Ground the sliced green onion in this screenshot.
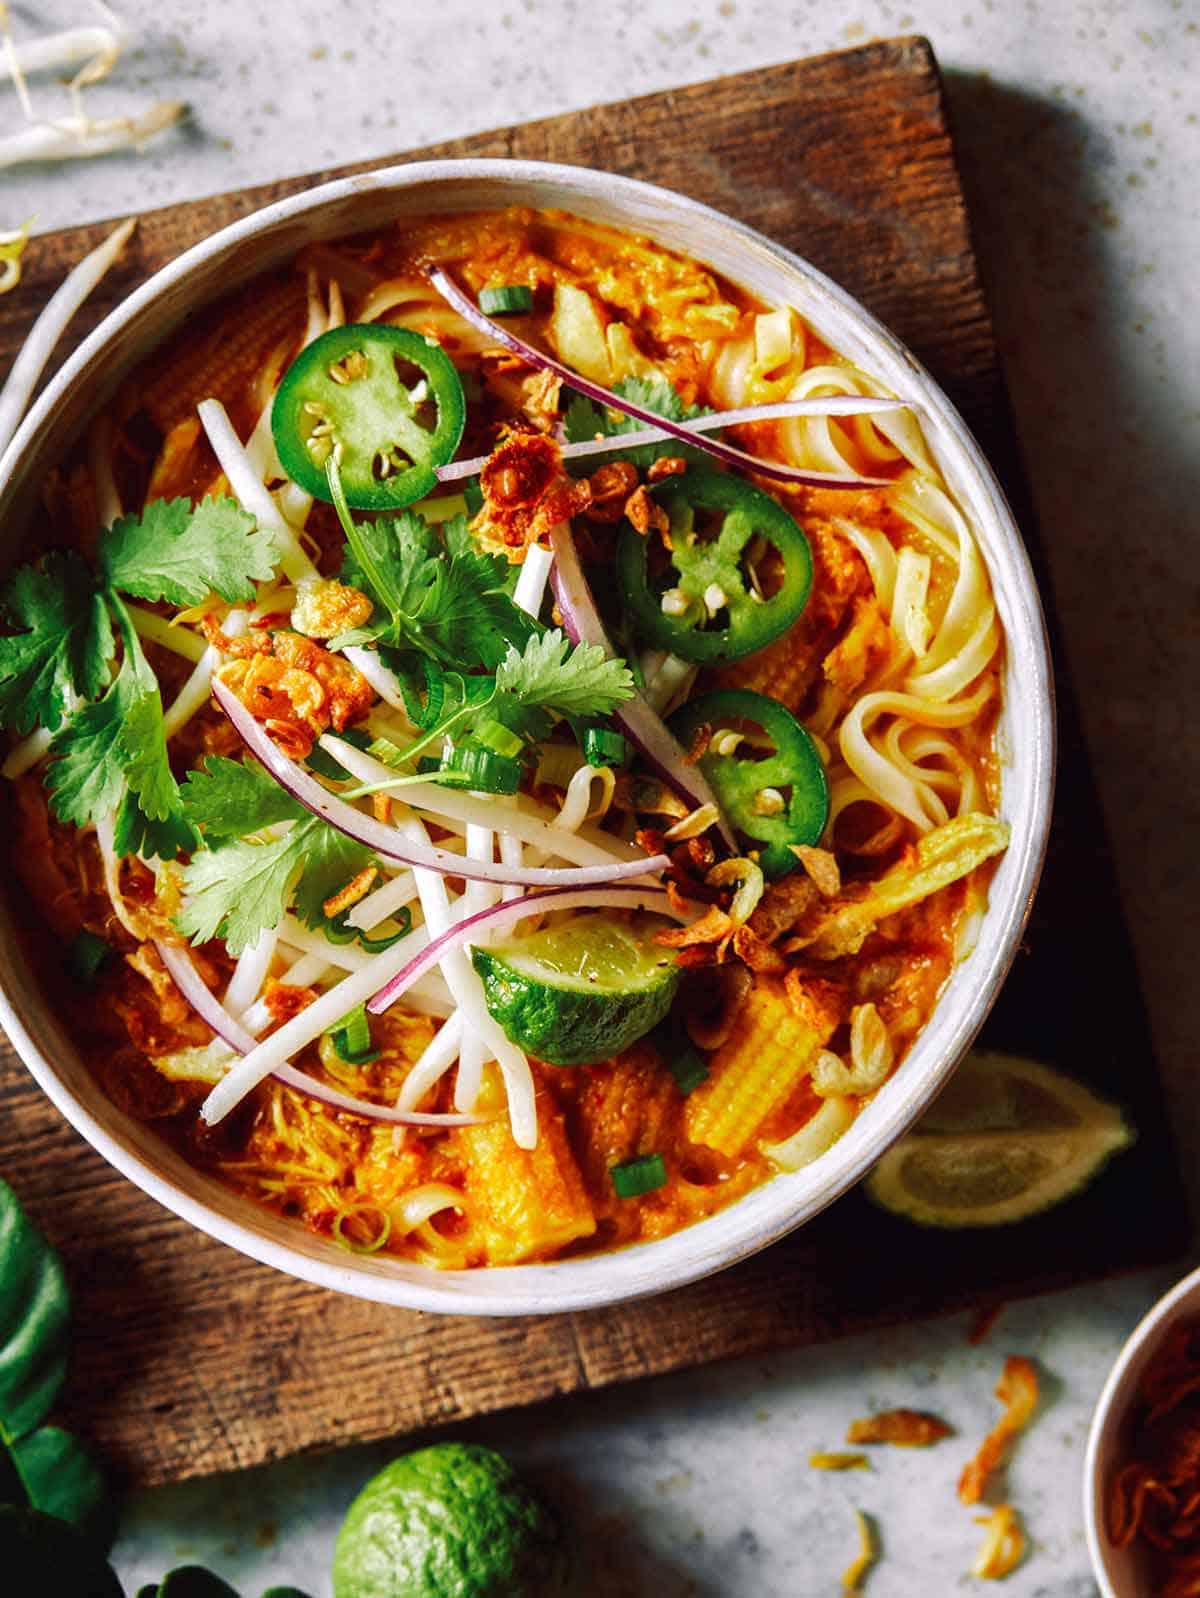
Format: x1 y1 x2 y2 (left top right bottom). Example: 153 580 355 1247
358 909 413 952
667 1044 709 1096
332 1206 392 1254
653 1019 709 1095
306 726 372 778
417 755 442 775
366 735 410 769
327 1002 380 1065
67 930 111 985
472 716 525 759
582 726 629 769
611 1152 667 1199
321 910 361 945
479 284 534 315
440 743 522 794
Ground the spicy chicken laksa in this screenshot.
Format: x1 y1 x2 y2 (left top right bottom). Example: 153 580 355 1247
2 208 1008 1268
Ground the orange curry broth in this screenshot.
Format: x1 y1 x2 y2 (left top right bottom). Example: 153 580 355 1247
10 207 1003 1268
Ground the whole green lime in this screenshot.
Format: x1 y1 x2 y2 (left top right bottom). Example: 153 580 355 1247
331 1442 574 1598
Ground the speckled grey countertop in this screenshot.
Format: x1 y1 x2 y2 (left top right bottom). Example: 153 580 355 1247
7 1 1200 1593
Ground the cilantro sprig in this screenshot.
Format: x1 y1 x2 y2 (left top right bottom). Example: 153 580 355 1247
0 497 280 856
378 629 634 765
177 757 374 954
563 374 712 470
328 450 536 669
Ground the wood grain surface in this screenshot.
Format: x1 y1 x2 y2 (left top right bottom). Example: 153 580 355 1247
0 36 1186 1490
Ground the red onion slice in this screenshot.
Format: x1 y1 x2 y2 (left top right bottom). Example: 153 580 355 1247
154 939 487 1127
367 883 685 1016
436 397 907 485
547 524 738 852
428 267 890 490
211 678 669 889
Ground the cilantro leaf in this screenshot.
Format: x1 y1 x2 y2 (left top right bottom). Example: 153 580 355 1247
177 832 307 954
113 788 198 861
563 375 711 470
337 509 537 668
290 827 375 928
492 629 634 719
181 756 307 841
44 652 141 826
178 815 375 954
0 552 115 734
46 600 191 853
98 496 280 606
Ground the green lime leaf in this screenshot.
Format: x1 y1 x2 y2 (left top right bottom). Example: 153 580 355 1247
0 1506 122 1598
0 1177 68 1440
8 1425 111 1542
151 1569 242 1597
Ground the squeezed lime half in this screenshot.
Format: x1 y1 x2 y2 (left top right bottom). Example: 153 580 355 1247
472 913 679 1065
866 1050 1133 1227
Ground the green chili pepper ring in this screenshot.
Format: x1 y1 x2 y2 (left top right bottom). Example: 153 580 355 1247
670 688 829 877
616 466 813 664
272 323 466 510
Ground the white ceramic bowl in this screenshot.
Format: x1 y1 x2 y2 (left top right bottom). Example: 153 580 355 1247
0 160 1054 1314
1085 1265 1200 1596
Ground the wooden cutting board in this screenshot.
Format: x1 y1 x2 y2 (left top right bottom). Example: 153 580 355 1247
0 36 1187 1490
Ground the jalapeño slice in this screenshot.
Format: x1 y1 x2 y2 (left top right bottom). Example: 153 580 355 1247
272 324 466 510
617 465 812 664
669 688 828 877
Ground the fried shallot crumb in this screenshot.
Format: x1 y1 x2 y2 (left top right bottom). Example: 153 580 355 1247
846 1408 953 1448
959 1356 1040 1504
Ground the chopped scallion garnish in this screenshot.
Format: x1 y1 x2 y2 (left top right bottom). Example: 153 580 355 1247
611 1152 667 1199
327 1003 380 1065
478 284 534 316
582 726 629 769
439 743 522 795
358 909 412 953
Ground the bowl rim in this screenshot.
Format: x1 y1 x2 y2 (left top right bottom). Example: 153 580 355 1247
0 156 1055 1314
1083 1262 1200 1597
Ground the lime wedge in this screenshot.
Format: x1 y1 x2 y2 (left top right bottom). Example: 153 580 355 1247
865 1051 1134 1227
471 913 679 1066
